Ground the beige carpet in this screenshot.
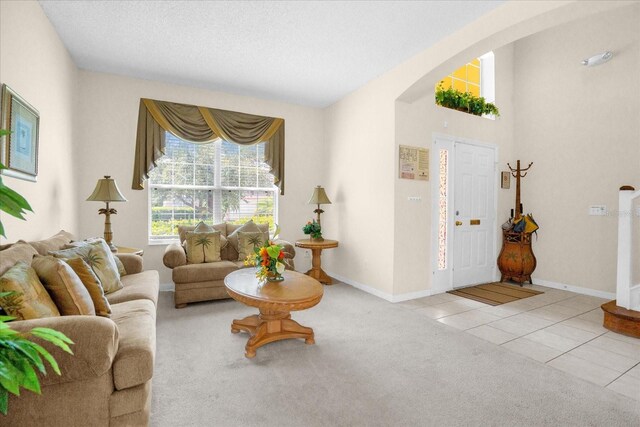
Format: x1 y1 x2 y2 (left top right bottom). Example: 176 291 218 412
448 282 543 305
151 284 639 426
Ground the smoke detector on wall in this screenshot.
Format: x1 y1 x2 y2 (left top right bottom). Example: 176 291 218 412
581 51 613 67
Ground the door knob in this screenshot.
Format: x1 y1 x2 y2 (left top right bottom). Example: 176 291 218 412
455 221 463 226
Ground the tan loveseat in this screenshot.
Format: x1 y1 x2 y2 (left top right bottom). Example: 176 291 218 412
0 232 159 426
163 222 295 308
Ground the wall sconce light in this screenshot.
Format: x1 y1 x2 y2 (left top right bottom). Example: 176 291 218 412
581 51 613 67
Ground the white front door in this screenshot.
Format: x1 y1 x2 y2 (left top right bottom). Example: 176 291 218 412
453 142 496 288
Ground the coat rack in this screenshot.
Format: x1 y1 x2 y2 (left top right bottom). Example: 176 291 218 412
508 160 533 220
498 160 536 285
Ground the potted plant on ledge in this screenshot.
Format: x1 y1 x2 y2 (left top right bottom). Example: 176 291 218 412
435 84 500 117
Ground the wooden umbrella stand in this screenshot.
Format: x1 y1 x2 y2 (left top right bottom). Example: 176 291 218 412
497 160 537 285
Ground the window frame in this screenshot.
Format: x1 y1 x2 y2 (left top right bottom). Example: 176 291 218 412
147 135 278 245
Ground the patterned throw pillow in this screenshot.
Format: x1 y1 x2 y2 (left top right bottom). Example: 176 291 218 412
31 256 96 316
50 239 123 294
185 231 221 264
193 221 228 251
237 231 269 261
227 220 269 260
114 256 127 277
64 257 111 317
0 262 60 320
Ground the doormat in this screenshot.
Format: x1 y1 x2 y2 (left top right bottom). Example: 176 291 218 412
447 282 543 306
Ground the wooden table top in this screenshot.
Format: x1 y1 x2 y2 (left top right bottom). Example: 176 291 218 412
224 269 323 311
115 246 144 255
295 239 339 249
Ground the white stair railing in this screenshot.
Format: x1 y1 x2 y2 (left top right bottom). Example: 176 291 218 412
616 185 640 310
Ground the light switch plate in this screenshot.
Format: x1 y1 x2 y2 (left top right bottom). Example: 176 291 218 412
589 205 607 216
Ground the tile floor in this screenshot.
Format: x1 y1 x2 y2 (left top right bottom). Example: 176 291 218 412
399 285 640 402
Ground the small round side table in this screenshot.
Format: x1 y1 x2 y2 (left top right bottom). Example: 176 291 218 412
115 246 144 256
295 239 338 285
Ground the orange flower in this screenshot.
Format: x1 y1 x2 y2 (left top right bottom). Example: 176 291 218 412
278 250 284 260
259 247 268 257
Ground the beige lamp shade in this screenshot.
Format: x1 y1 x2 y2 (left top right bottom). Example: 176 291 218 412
86 176 127 202
308 185 331 205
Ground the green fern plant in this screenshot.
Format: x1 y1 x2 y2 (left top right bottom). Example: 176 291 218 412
0 294 74 415
435 84 500 117
0 129 33 238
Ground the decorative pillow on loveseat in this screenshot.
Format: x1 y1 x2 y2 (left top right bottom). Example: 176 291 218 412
185 231 222 264
237 230 269 261
31 255 96 316
227 220 270 261
0 261 61 320
50 238 123 294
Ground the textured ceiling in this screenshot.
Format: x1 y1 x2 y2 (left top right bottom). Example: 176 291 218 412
39 1 503 107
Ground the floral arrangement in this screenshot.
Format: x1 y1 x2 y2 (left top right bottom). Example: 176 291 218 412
244 225 286 281
302 220 322 239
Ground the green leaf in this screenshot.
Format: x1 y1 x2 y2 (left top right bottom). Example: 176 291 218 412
30 330 74 354
0 184 33 214
15 357 40 394
5 340 44 373
0 354 21 395
0 387 8 415
31 342 60 375
0 315 16 322
31 327 74 345
266 245 281 259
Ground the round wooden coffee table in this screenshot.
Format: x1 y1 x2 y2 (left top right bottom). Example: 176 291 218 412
224 269 324 358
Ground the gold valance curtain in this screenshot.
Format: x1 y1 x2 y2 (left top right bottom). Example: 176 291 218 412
132 98 285 194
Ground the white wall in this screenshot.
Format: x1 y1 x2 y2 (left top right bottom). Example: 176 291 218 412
393 44 516 296
75 71 325 285
322 1 624 299
0 0 78 242
512 4 640 294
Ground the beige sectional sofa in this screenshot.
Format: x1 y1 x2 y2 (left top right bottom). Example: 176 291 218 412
163 222 295 308
0 232 159 426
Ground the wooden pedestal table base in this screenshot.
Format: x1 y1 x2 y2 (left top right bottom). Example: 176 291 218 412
295 239 339 285
225 269 323 358
231 310 315 358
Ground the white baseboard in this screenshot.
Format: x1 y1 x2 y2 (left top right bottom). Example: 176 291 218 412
159 282 174 292
534 279 615 300
326 271 431 303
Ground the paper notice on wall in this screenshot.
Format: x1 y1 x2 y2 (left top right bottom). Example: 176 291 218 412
399 145 429 181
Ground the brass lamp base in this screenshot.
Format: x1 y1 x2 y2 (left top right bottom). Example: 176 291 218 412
99 202 118 252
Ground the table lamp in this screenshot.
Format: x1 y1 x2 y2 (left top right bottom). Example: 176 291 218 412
307 185 331 227
86 175 127 252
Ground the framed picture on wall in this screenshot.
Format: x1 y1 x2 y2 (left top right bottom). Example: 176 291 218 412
501 171 510 189
0 84 40 182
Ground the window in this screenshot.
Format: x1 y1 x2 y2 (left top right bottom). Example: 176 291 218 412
436 51 495 103
148 132 277 241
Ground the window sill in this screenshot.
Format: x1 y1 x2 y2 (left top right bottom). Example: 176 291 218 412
148 239 179 246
